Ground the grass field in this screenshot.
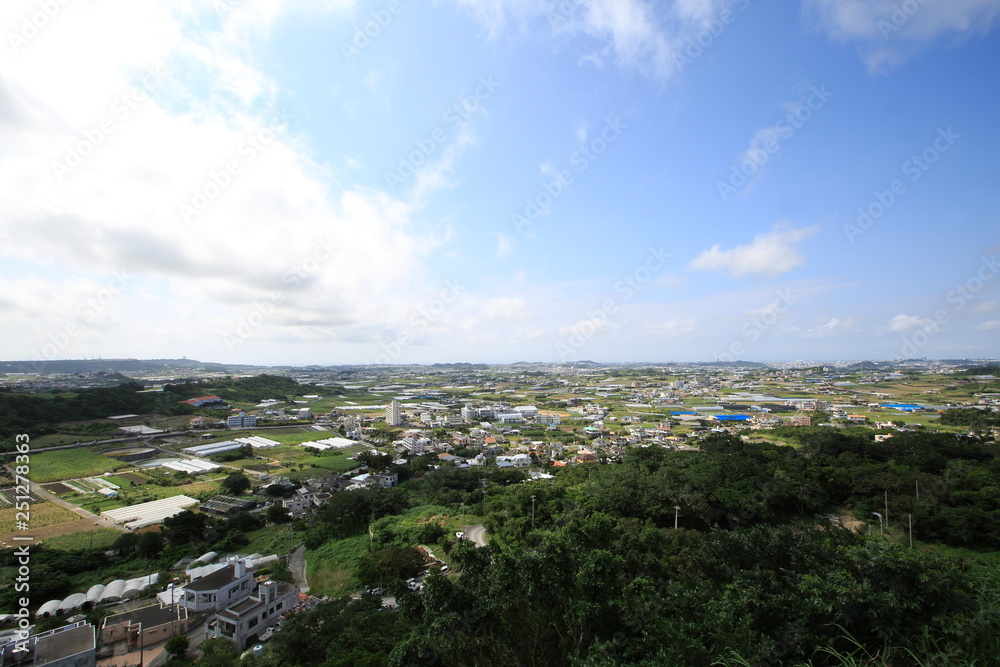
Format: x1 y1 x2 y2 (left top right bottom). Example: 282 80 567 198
29 448 127 483
40 526 120 551
0 502 80 532
30 434 108 448
243 524 294 556
306 534 367 597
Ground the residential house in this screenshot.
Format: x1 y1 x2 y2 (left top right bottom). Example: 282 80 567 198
178 560 255 613
204 580 299 651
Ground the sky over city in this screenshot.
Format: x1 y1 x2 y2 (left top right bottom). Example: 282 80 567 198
1 0 999 365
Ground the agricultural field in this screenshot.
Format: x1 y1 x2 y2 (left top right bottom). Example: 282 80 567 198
39 526 120 551
29 433 109 448
57 478 222 514
29 447 128 483
0 501 80 532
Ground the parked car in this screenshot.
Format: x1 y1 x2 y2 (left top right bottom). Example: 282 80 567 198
259 627 275 642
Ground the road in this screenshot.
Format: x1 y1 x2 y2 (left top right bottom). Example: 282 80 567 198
465 523 487 547
288 544 309 593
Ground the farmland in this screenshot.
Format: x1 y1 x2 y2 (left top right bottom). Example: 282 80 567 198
0 501 80 532
29 448 128 483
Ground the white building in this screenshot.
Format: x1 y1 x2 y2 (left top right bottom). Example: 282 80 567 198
514 406 538 418
536 413 561 425
510 453 532 468
297 407 312 420
227 412 258 428
177 561 256 613
386 400 402 426
496 412 525 424
204 580 299 651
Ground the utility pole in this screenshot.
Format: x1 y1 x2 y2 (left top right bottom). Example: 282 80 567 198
884 490 889 534
915 480 919 501
909 514 913 549
674 506 680 530
531 495 536 528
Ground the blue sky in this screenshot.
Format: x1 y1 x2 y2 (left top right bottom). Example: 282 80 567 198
1 0 999 365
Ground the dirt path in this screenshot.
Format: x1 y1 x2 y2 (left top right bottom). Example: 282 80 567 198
289 544 309 593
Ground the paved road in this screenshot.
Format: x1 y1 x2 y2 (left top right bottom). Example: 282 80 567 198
466 524 487 547
289 544 309 593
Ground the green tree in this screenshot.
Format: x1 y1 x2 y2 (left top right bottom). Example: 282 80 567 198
221 472 252 496
165 634 189 660
137 531 165 559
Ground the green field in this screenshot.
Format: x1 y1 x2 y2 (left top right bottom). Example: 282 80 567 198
40 526 121 551
29 448 128 483
306 534 368 596
29 434 108 448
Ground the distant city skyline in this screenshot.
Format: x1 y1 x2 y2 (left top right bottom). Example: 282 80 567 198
2 1 999 365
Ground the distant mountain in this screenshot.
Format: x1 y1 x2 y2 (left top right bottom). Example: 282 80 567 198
0 358 243 374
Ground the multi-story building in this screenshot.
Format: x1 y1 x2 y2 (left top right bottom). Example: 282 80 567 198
386 400 402 426
177 560 256 613
227 412 258 428
204 580 299 651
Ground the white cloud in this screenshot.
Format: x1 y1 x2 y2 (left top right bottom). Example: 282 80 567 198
455 0 742 81
644 317 697 337
806 0 1000 72
0 0 466 363
688 224 818 277
496 233 513 258
978 320 1000 331
889 314 923 331
484 297 527 320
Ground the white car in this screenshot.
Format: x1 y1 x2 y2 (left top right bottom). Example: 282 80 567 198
455 531 466 540
259 627 275 642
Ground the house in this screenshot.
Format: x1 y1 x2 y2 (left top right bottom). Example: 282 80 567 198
370 471 399 488
177 560 256 613
788 415 812 427
510 453 532 468
101 601 189 649
204 580 299 650
576 449 597 463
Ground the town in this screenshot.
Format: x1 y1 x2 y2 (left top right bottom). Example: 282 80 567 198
1 358 999 664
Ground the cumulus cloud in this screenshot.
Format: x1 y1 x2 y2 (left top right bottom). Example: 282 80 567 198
806 0 1000 72
0 0 458 363
889 314 923 331
688 224 818 277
